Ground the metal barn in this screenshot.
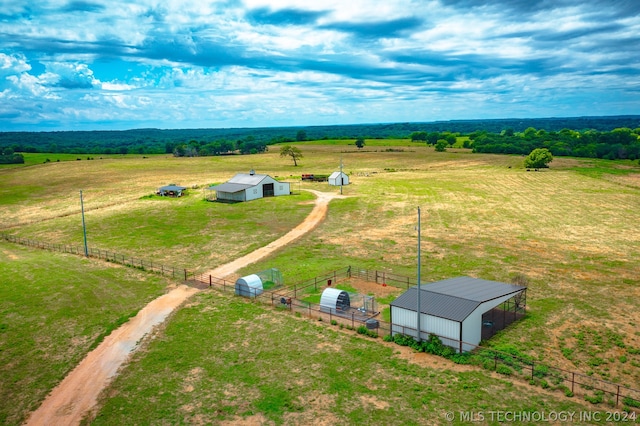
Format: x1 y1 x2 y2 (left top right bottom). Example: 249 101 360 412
319 288 351 313
390 276 527 352
235 274 264 298
206 170 290 202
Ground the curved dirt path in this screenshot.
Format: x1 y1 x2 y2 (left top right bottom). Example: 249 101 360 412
25 189 343 425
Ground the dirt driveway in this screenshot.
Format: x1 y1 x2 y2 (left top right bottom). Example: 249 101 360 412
25 189 345 425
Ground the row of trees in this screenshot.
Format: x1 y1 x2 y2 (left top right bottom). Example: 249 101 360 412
0 147 24 164
470 127 640 160
167 136 268 157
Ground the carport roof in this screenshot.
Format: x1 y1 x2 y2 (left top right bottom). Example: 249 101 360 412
391 276 526 322
159 185 187 191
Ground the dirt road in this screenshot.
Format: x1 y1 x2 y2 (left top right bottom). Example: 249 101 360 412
25 189 343 425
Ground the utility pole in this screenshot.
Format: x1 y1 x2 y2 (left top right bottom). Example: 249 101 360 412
339 156 344 195
416 206 422 342
80 190 88 257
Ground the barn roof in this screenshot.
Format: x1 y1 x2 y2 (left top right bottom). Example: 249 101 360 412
228 173 269 185
329 171 347 178
210 182 253 193
208 172 275 193
391 276 526 322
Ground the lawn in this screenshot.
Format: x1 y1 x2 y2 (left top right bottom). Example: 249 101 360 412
0 241 171 425
91 290 595 425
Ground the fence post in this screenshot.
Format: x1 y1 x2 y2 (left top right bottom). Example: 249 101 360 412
352 312 355 329
531 361 535 380
571 372 575 394
184 269 187 281
209 275 212 287
616 385 620 407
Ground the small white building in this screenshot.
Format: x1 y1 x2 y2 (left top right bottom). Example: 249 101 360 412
328 171 349 186
390 277 527 352
207 170 290 202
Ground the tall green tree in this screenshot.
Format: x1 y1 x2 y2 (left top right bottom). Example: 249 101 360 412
280 145 303 166
435 139 448 152
524 148 553 169
355 137 365 149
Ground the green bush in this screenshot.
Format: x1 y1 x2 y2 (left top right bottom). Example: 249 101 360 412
584 390 604 404
623 396 640 408
496 365 513 376
533 364 549 378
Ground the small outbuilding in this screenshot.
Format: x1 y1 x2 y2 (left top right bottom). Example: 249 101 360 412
319 288 351 313
235 274 263 298
328 171 349 186
207 170 290 202
390 276 526 352
158 184 187 197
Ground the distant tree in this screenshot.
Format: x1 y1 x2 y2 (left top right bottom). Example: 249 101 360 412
296 130 307 141
426 132 439 145
355 137 365 149
445 134 457 146
410 131 427 142
435 139 448 152
173 144 186 157
524 148 553 169
280 145 303 166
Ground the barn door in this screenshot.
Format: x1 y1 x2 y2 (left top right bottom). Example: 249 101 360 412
263 183 275 196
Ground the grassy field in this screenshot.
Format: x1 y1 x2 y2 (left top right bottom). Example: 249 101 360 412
90 290 595 425
0 241 171 424
1 142 640 422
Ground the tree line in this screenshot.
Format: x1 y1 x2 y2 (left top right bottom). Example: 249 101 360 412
469 127 640 160
0 116 638 160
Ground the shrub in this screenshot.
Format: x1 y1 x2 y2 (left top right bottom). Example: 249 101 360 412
533 364 549 378
330 319 338 326
584 390 604 404
623 396 640 408
496 365 513 376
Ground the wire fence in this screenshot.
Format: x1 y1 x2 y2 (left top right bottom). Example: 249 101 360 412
1 233 195 280
3 232 639 410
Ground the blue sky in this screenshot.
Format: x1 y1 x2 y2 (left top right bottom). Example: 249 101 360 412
1 0 639 131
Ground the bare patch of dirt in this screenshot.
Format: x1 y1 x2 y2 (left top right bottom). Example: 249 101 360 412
345 277 405 298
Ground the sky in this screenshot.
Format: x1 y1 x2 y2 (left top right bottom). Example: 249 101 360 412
0 1 639 131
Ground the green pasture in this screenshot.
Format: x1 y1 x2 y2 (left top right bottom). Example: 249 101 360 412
1 142 640 420
0 241 171 425
90 291 593 425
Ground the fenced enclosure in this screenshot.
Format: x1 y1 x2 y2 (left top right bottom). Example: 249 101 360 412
2 232 639 410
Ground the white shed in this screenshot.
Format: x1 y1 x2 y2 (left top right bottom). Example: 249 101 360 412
390 277 526 352
207 170 290 202
235 274 263 298
328 171 349 186
319 288 351 313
